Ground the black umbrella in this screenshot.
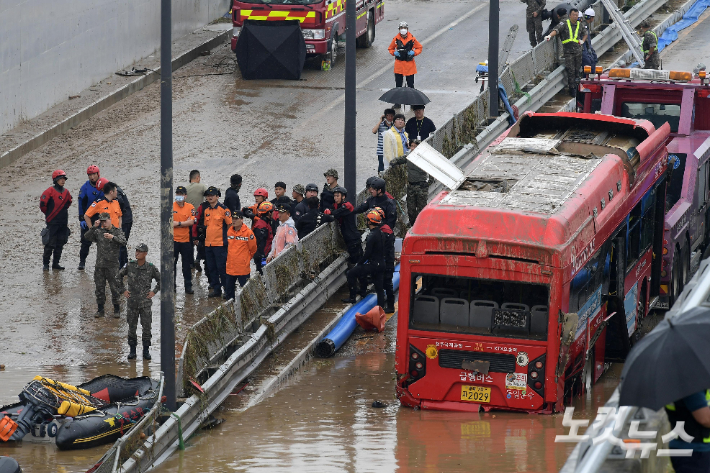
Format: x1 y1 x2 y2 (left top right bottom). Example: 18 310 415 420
235 20 306 80
619 306 710 409
379 87 430 106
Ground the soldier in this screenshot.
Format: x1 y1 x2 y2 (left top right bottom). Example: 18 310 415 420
40 170 73 271
342 209 386 306
546 8 588 97
291 184 305 223
390 139 428 225
523 0 546 47
639 21 660 70
77 165 104 270
118 243 160 360
85 213 126 318
320 170 339 212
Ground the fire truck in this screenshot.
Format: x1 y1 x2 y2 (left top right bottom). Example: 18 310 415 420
578 67 710 309
395 112 670 413
230 0 384 67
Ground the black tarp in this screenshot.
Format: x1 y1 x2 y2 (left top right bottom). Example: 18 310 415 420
235 20 307 80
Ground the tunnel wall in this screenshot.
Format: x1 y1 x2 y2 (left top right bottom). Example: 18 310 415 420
0 0 230 133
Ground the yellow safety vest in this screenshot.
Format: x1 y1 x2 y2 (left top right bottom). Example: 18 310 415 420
642 31 658 53
666 390 710 443
562 19 581 44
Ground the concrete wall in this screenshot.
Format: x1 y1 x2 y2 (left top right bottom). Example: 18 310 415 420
0 0 229 133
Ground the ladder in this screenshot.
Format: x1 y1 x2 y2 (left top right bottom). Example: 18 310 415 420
599 0 645 65
498 25 519 74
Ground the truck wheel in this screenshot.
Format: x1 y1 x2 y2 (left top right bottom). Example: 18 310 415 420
356 11 375 48
328 33 339 67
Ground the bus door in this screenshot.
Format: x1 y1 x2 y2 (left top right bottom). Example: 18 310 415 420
604 234 632 362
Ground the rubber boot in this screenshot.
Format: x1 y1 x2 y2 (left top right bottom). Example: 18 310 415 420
95 304 105 318
341 289 357 304
185 284 194 294
194 261 202 272
43 247 52 271
143 345 151 360
384 296 396 314
51 247 64 270
127 344 137 360
569 87 577 98
78 259 86 271
113 304 121 318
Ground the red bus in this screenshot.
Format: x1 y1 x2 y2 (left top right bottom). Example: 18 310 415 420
395 112 671 413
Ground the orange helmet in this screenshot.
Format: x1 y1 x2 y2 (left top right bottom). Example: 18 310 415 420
257 201 274 215
373 207 385 221
366 208 383 225
254 188 269 198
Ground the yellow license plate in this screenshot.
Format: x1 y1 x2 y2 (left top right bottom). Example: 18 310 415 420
460 385 491 403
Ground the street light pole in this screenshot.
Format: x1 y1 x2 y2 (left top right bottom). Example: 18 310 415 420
160 0 176 411
488 0 499 118
344 0 357 203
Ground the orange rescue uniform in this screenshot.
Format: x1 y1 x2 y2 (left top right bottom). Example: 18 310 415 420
226 225 257 276
85 198 122 227
388 33 422 76
173 202 196 243
203 203 232 247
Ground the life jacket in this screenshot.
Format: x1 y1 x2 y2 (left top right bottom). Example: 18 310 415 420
395 38 415 61
642 31 658 53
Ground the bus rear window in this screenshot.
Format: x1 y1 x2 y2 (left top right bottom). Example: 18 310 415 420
620 102 681 133
410 274 549 340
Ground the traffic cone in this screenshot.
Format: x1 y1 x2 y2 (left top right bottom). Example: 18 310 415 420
355 306 386 332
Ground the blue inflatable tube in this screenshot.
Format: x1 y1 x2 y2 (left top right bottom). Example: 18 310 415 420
315 266 400 357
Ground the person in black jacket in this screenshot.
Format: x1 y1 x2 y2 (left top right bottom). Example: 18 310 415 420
323 186 361 265
224 174 242 214
354 178 397 230
320 169 339 212
294 183 318 223
116 185 133 268
342 208 386 307
252 202 274 275
380 216 396 314
296 197 324 239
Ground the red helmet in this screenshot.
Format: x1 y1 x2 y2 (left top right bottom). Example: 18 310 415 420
52 170 67 181
86 165 100 176
254 187 269 198
257 201 274 215
96 177 109 191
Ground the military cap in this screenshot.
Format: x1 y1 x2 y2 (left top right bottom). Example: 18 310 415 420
277 204 291 214
135 243 149 252
324 169 339 179
293 184 305 196
98 212 111 221
204 186 221 196
176 185 187 194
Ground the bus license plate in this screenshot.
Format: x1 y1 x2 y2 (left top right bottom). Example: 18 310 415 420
460 385 491 403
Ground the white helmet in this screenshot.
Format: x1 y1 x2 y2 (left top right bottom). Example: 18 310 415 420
399 21 409 29
584 8 595 17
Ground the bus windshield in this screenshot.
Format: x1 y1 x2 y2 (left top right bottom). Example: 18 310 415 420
409 274 550 340
620 102 681 133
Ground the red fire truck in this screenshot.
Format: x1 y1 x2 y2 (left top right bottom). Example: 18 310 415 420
395 112 670 413
578 67 710 309
230 0 384 67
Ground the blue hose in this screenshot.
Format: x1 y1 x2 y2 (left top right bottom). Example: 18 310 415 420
315 266 400 357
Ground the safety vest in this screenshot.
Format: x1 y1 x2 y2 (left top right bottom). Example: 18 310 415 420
642 31 658 53
562 19 581 44
665 390 710 444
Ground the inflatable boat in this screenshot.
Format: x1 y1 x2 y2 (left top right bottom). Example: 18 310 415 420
0 374 162 450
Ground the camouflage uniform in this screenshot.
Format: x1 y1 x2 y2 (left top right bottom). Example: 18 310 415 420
84 223 126 307
390 154 429 224
118 259 160 347
554 19 588 91
524 0 546 47
642 30 660 70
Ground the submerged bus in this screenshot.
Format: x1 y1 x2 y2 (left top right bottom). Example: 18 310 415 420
395 112 671 413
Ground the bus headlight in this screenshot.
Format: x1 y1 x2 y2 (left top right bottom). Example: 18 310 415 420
302 28 325 40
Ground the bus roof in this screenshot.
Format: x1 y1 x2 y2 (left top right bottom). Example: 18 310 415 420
407 113 669 263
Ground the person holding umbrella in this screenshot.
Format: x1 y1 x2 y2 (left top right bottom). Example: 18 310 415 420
388 21 422 108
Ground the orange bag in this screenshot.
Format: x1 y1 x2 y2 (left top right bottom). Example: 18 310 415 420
355 306 386 332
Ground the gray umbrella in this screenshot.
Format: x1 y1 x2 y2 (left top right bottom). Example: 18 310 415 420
378 87 430 106
619 306 710 409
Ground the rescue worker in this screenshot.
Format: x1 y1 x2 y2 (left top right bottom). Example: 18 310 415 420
388 21 423 107
405 105 436 142
639 21 660 70
581 8 598 72
354 178 398 230
323 186 362 265
118 243 160 361
383 114 409 165
296 197 324 239
224 174 242 214
173 186 196 294
267 204 298 262
85 213 126 318
523 0 546 47
225 210 257 301
342 209 386 306
201 186 232 298
321 170 339 212
116 185 133 268
291 184 305 223
373 109 395 173
77 165 104 270
366 176 395 200
186 170 207 271
40 170 73 271
84 181 123 229
253 201 274 275
193 193 214 288
390 139 428 225
295 184 317 223
664 389 710 471
545 7 588 97
379 208 397 314
242 188 269 228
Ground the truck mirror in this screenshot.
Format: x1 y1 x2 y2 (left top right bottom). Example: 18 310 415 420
560 312 579 346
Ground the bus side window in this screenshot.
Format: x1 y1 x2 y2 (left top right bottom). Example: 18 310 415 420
696 161 709 208
640 187 657 252
626 202 642 271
